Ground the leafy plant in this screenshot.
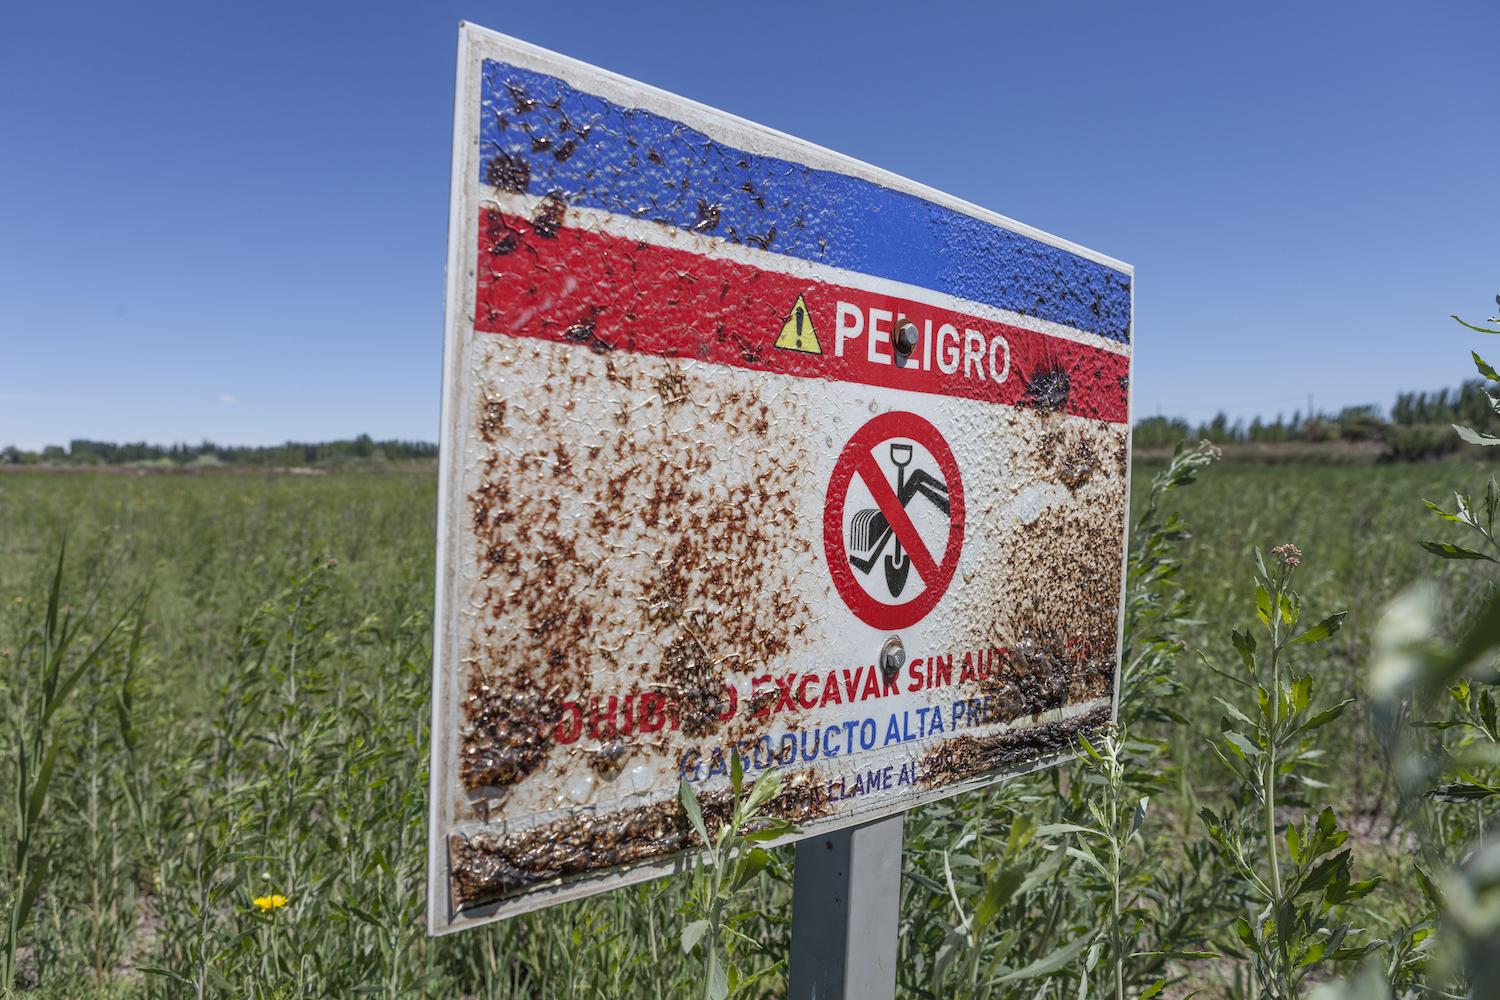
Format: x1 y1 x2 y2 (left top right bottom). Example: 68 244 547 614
1362 325 1500 998
894 441 1230 1000
2 544 138 996
1199 543 1380 997
1041 726 1202 1000
678 749 797 1000
1120 439 1221 727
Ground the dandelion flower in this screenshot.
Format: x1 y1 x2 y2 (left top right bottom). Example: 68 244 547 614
253 894 288 913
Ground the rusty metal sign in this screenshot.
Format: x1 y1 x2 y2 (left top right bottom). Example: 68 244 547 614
428 22 1133 934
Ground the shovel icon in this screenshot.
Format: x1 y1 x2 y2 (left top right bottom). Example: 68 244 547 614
847 443 949 599
883 444 913 597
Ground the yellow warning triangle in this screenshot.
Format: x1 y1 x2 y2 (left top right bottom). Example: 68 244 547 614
774 295 822 354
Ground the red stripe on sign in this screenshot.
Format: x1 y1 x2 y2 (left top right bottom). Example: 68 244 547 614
475 210 1128 423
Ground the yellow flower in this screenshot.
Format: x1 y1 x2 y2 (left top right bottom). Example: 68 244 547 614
252 894 288 913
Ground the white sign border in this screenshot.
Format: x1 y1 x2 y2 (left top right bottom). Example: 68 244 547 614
428 21 1135 936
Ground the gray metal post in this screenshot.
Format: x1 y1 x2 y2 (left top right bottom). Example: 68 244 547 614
787 815 903 1000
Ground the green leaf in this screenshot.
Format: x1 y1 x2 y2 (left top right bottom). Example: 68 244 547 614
338 902 386 929
730 748 743 796
1314 806 1339 847
731 960 785 997
1420 539 1497 561
1231 628 1258 670
1004 813 1035 861
15 855 49 933
1256 585 1272 626
1454 424 1500 446
1213 697 1257 730
729 847 771 892
681 919 710 954
26 740 61 828
1286 673 1314 719
1338 874 1383 903
973 864 1026 931
1423 498 1473 524
1287 611 1348 645
995 930 1098 982
44 539 65 650
1222 730 1265 759
1415 864 1445 907
1475 350 1500 381
708 951 729 1000
137 966 196 987
1066 844 1111 879
1236 916 1258 950
1454 315 1500 335
679 779 710 848
1280 590 1301 626
1131 796 1149 835
207 965 236 993
1425 778 1499 802
1301 850 1352 896
744 766 784 813
1015 842 1067 895
43 610 129 728
1139 977 1168 1000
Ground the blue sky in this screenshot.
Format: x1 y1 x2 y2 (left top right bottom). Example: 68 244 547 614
2 1 1497 449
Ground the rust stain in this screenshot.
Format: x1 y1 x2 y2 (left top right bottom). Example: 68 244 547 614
937 413 1125 714
485 150 530 194
562 321 614 355
919 705 1112 788
1022 364 1072 411
449 310 1126 893
450 770 830 910
1056 438 1096 492
459 339 817 811
531 192 566 238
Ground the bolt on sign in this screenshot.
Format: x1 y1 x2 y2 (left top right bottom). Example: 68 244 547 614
429 22 1134 934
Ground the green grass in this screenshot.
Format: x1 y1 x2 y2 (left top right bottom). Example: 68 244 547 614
1 467 436 711
1 458 1496 998
1135 462 1498 796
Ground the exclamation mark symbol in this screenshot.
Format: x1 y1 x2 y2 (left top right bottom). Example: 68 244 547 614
795 305 805 350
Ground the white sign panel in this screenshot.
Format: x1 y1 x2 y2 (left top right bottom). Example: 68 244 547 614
429 22 1134 933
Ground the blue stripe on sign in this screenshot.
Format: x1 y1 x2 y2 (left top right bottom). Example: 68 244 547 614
479 61 1131 344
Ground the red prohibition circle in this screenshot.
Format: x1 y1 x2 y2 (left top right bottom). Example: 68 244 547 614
824 411 966 630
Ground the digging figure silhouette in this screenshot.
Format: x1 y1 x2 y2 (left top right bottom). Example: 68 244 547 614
847 443 950 598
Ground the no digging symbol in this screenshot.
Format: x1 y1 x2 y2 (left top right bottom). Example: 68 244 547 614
824 412 966 630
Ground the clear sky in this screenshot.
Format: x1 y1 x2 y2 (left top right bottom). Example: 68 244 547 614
3 1 1497 449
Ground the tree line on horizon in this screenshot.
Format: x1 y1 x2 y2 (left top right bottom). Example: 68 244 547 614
1134 378 1500 460
0 434 438 467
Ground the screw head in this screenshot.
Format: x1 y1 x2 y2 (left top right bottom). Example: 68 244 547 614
895 321 919 358
880 636 906 679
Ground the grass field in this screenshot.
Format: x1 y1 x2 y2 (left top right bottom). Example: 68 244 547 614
2 456 1497 998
